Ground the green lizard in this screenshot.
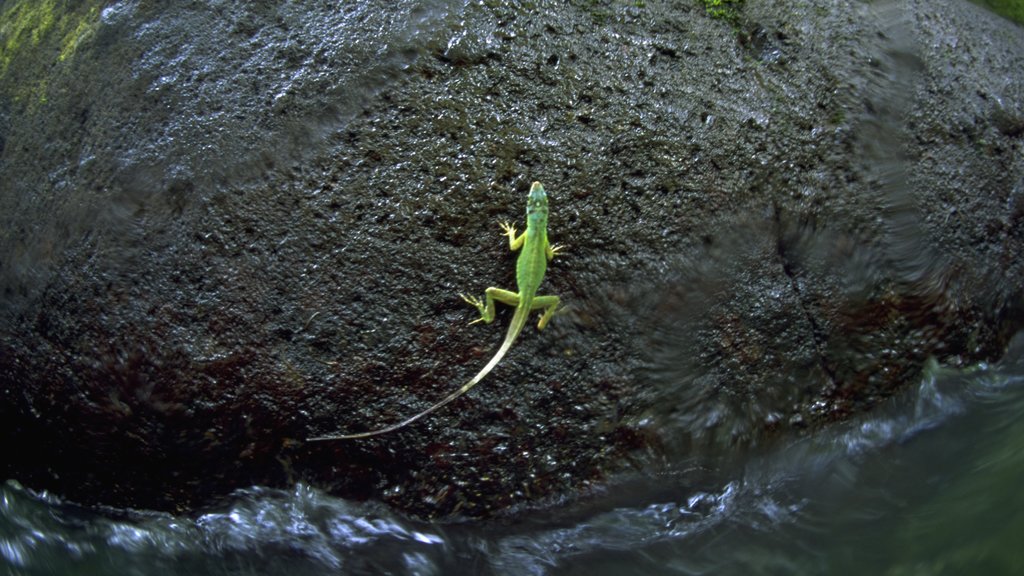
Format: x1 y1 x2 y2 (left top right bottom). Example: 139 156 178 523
309 181 562 440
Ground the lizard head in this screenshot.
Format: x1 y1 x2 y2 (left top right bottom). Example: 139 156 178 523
526 181 549 225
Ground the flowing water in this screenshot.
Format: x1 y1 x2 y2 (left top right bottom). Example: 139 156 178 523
3 332 1023 575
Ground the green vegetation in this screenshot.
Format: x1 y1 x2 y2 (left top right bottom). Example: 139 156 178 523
971 0 1024 25
0 0 102 104
698 0 744 24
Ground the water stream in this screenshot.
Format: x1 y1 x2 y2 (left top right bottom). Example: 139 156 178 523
4 332 1022 575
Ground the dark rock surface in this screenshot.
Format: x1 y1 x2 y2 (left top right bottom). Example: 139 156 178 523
1 0 1021 519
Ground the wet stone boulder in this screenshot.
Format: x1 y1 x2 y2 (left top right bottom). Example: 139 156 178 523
1 0 1022 518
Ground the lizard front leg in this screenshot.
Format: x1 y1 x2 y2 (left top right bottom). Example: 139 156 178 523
546 242 565 261
500 221 525 252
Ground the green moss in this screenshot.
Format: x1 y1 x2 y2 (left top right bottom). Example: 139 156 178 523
697 0 744 25
0 0 102 104
59 7 99 62
971 0 1024 25
1 0 54 76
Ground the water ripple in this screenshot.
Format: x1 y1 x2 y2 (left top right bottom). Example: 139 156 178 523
1 340 1022 575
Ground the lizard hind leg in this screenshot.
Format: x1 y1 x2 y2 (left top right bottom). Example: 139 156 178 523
459 293 492 324
530 294 561 330
460 287 519 324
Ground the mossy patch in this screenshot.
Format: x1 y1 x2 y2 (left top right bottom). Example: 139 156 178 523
971 0 1024 25
0 0 103 104
697 0 744 25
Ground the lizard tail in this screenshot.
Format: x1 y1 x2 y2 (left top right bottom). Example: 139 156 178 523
307 306 529 441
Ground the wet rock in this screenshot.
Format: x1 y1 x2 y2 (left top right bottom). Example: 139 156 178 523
1 0 1022 518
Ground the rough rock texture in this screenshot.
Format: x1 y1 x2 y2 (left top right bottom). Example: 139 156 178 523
1 0 1022 518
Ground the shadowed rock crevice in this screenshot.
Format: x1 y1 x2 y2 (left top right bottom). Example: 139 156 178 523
771 202 841 395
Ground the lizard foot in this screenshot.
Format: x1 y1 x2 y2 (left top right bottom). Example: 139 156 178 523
499 221 517 238
460 293 491 325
